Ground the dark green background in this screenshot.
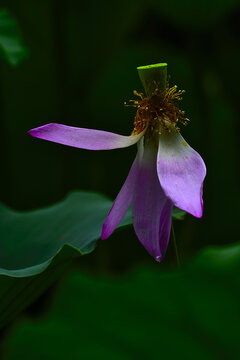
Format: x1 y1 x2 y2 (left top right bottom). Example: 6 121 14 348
0 1 240 357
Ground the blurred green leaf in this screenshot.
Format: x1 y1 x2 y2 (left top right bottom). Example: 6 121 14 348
0 191 132 277
4 242 240 359
0 191 131 328
172 207 186 220
0 10 28 66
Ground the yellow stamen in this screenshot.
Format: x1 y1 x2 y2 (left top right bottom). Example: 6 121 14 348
125 81 189 135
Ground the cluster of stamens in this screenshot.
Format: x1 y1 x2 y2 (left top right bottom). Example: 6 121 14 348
125 81 189 135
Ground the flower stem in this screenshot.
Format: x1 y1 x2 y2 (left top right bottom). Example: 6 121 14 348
137 63 168 95
171 222 181 268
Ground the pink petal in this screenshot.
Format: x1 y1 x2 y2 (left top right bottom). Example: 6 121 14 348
132 144 173 261
29 123 145 150
157 131 206 218
101 140 144 239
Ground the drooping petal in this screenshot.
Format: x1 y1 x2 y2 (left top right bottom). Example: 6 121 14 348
132 144 173 261
101 139 144 239
29 123 145 150
157 131 206 218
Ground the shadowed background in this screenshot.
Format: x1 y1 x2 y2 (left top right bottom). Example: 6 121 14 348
0 1 240 356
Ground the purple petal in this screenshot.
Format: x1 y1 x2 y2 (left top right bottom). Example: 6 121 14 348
101 140 144 239
29 123 145 150
132 144 173 261
157 131 206 218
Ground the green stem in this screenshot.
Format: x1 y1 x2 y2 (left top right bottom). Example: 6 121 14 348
137 63 168 95
171 223 181 268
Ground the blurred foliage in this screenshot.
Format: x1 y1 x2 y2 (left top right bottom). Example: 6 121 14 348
3 241 240 359
0 191 130 329
0 191 130 275
172 207 186 220
0 10 28 66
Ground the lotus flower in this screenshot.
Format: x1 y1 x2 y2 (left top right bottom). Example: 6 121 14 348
29 82 206 262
